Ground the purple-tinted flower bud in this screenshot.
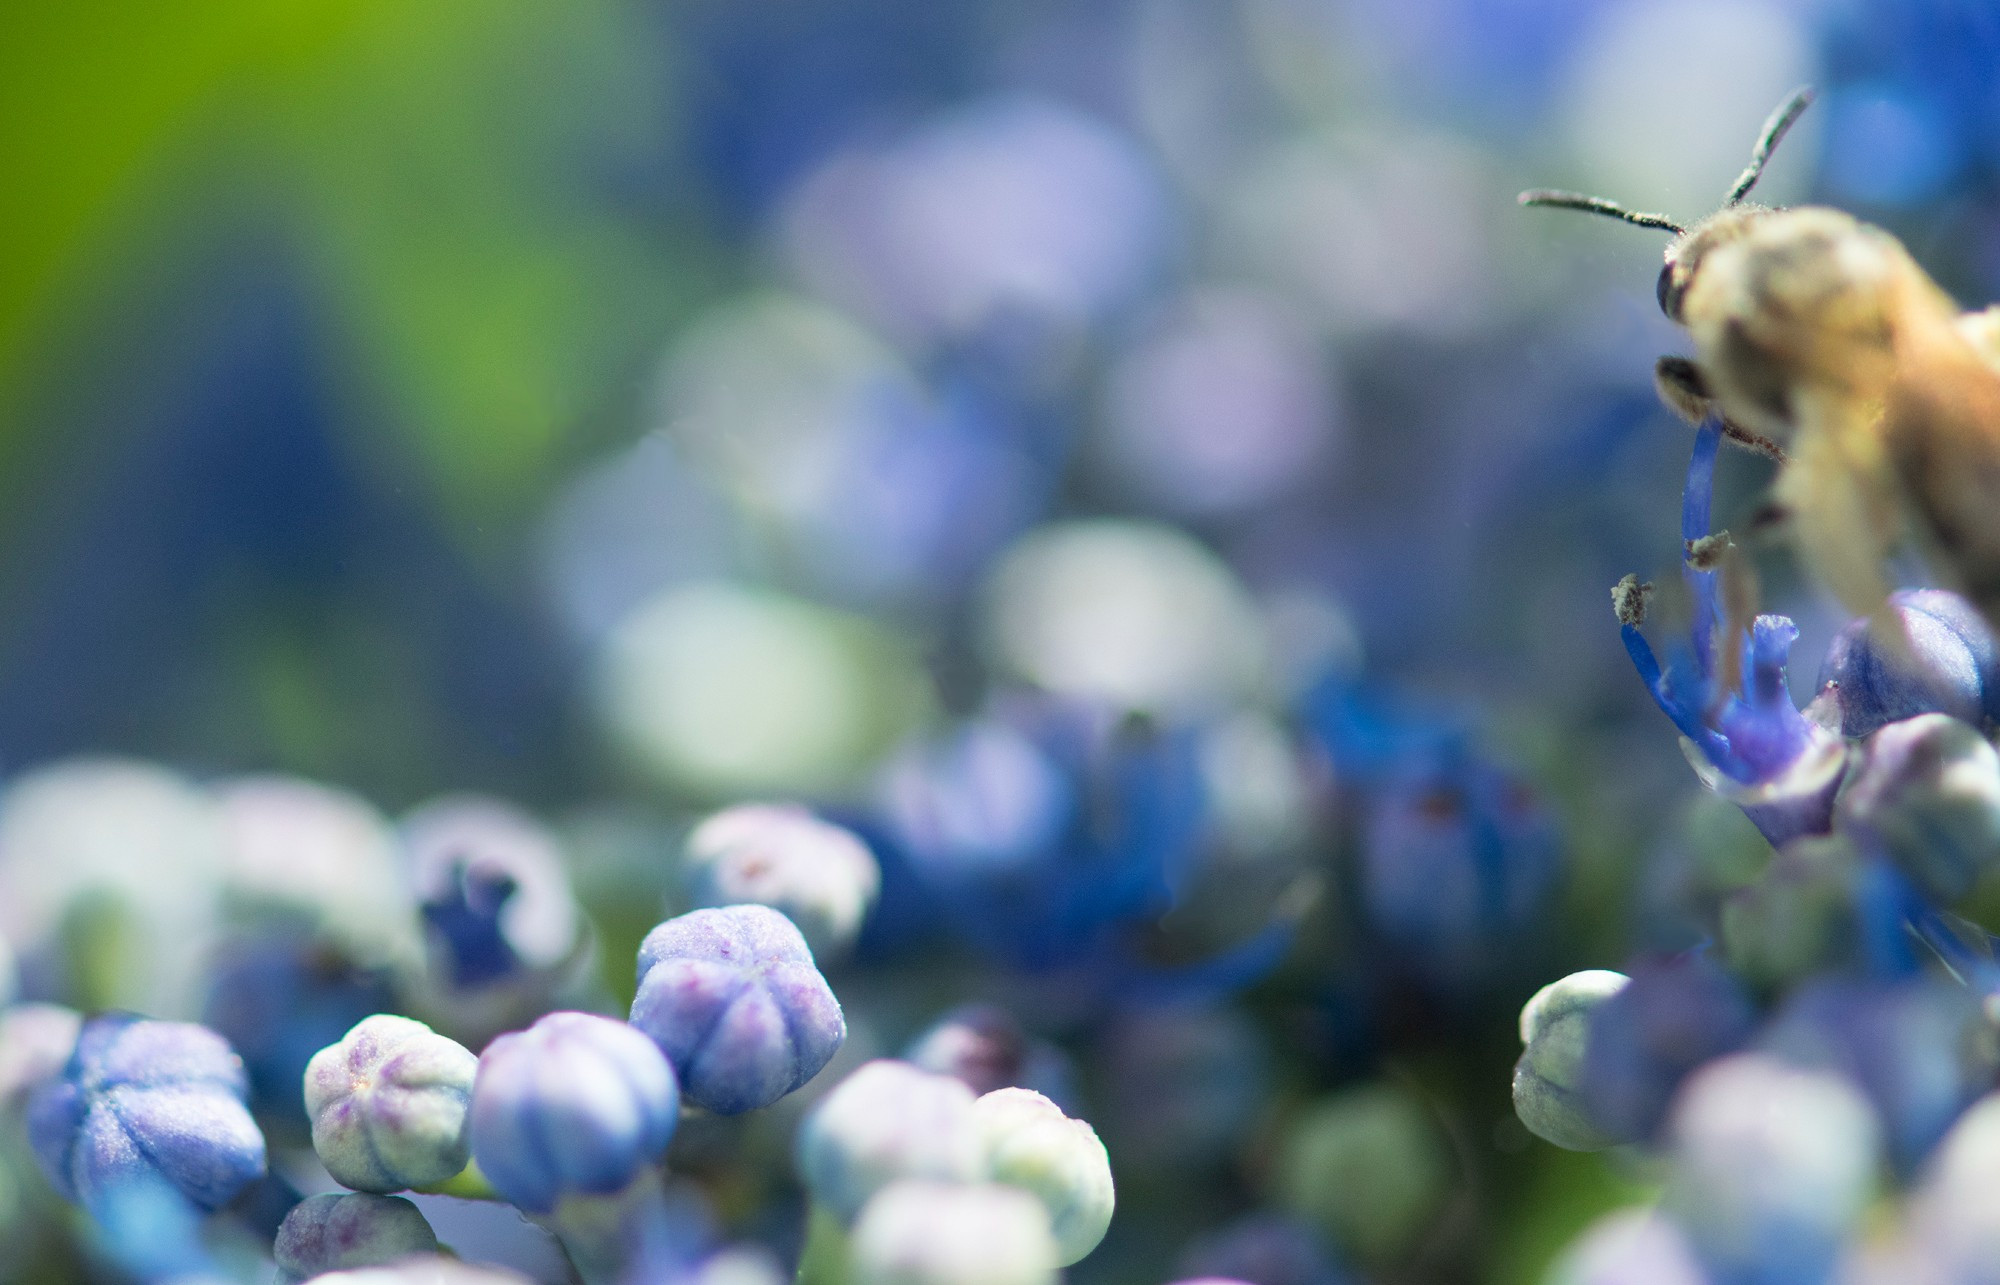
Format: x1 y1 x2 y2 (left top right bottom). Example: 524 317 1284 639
275 1192 439 1282
306 1015 478 1194
311 1258 534 1285
1513 970 1630 1151
973 1087 1114 1265
26 1014 265 1213
904 1004 1074 1105
469 1012 679 1214
680 804 880 958
1814 589 1999 738
1578 954 1756 1144
630 904 844 1115
848 1180 1060 1285
795 1060 984 1223
1835 713 2000 904
1759 977 1996 1175
1663 1055 1879 1285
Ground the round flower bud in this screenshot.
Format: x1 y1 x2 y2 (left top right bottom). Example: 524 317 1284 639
630 905 845 1115
469 1012 679 1214
972 1088 1113 1266
849 1181 1059 1285
682 804 880 958
1903 1092 2000 1278
796 1060 984 1223
905 1004 1074 1104
1664 1054 1879 1285
27 1014 265 1213
403 796 584 988
275 1192 439 1282
1835 713 2000 904
1718 835 1868 991
306 1015 478 1194
1814 589 1998 738
1512 969 1629 1151
1275 1083 1449 1263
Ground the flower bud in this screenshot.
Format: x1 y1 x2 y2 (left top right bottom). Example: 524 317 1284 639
1275 1083 1449 1263
1835 713 2000 904
796 1060 984 1223
905 1004 1074 1104
681 804 880 958
1718 835 1868 991
306 1015 478 1194
310 1258 534 1285
1814 589 1998 738
26 1014 265 1213
630 904 844 1115
469 1012 679 1214
849 1181 1059 1285
403 796 584 989
1512 969 1629 1151
275 1192 439 1282
972 1087 1114 1265
1902 1092 2000 1278
1664 1054 1879 1285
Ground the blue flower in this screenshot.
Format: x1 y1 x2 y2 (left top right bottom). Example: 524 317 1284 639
1813 590 1999 738
201 934 399 1119
305 1015 479 1194
403 796 585 992
871 698 1208 971
1618 421 1847 847
26 1014 266 1215
629 904 845 1115
468 1012 679 1214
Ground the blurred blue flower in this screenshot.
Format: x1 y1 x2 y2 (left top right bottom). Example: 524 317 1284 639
1812 589 1999 738
404 797 584 991
1174 1212 1352 1285
1618 422 1845 847
306 1015 479 1195
469 1012 680 1214
871 698 1208 973
201 935 399 1120
630 904 845 1115
27 1014 266 1215
1578 953 1757 1146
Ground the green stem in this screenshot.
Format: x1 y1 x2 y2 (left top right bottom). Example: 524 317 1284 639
794 1202 850 1285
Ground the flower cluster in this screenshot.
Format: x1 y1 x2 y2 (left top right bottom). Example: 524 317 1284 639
1517 419 2000 1282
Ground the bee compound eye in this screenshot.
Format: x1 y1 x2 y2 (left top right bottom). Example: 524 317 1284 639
1655 263 1678 319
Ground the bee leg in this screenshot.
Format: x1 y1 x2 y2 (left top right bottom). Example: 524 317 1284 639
1654 356 1713 422
1654 356 1788 463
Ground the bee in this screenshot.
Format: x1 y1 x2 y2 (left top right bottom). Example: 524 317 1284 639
1522 88 2000 634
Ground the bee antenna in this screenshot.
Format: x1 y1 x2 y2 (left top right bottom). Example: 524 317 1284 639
1518 189 1685 235
1725 86 1815 205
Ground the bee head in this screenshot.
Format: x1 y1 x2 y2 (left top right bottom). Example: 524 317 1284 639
1519 87 1815 325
